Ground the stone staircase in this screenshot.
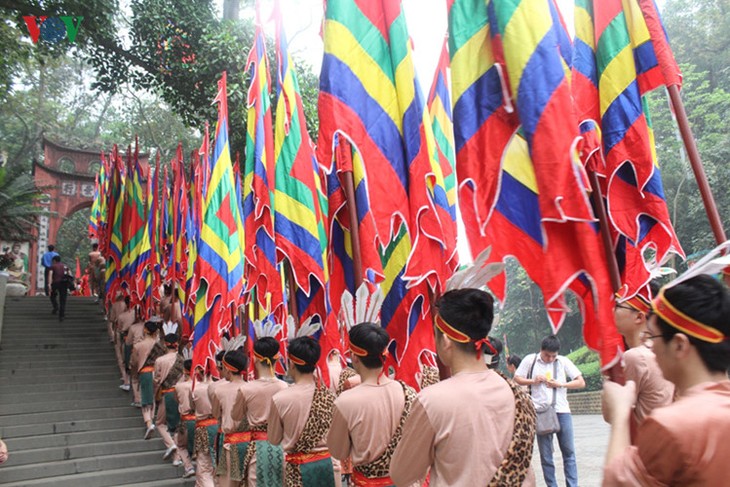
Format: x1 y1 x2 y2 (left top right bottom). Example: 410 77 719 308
0 296 193 486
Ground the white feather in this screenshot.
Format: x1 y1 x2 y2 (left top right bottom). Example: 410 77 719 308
225 335 247 352
296 316 321 338
355 284 369 323
253 319 264 339
181 346 192 361
220 337 229 353
667 240 730 288
445 246 504 291
340 290 355 331
286 315 297 341
365 286 384 324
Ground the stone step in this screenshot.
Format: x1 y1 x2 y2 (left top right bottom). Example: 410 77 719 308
0 414 142 439
6 437 166 467
122 478 196 487
0 371 119 386
6 426 149 451
0 378 125 395
0 385 127 404
0 405 137 427
0 456 183 485
0 396 131 415
0 340 112 350
0 365 118 379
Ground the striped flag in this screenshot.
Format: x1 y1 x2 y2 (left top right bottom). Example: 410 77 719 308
243 22 282 315
192 72 246 371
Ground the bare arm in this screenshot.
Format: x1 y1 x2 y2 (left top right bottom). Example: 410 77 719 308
602 380 636 466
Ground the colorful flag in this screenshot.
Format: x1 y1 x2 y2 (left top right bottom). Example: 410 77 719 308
243 22 282 315
192 72 246 371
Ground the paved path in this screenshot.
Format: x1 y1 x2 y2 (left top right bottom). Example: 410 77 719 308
533 414 609 487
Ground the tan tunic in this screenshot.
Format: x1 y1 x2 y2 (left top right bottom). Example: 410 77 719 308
175 377 194 415
129 336 156 375
125 321 145 346
234 378 288 428
116 309 135 335
214 380 247 434
109 300 126 324
268 382 325 452
192 379 214 420
390 369 533 487
207 379 227 421
153 351 177 393
604 381 730 486
328 379 405 465
623 347 674 426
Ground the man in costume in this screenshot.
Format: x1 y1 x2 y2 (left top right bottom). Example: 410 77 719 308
153 322 185 463
114 296 135 392
125 310 148 407
390 288 536 486
192 362 220 487
129 320 164 438
603 257 730 485
174 349 196 479
268 334 339 487
514 335 584 487
233 322 288 485
613 283 674 443
87 242 102 301
328 322 416 487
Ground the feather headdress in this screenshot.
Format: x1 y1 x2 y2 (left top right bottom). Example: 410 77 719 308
444 247 504 292
221 334 247 353
181 345 193 361
162 321 178 336
253 317 283 339
339 283 384 332
286 315 321 341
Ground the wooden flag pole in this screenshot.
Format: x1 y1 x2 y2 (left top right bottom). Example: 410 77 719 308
667 85 727 245
341 170 364 287
588 171 622 293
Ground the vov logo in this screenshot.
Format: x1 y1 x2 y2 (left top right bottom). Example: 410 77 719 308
23 16 83 44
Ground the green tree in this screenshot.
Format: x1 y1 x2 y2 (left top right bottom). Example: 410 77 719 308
0 166 47 241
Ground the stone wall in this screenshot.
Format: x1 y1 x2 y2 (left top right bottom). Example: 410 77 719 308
567 391 602 415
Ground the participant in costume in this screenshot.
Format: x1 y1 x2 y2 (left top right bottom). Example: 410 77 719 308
153 322 185 463
125 311 148 407
129 320 165 439
114 296 135 392
613 282 674 443
212 337 250 486
328 310 417 487
390 251 536 486
232 319 288 486
192 361 220 487
603 243 730 486
268 321 340 487
174 346 196 479
208 345 230 468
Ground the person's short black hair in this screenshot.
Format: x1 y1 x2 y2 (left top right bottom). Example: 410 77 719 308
52 255 61 262
254 336 280 362
124 296 131 306
349 322 390 369
507 354 522 369
541 335 561 353
288 336 320 374
436 288 494 356
215 350 226 365
655 275 730 373
144 321 159 334
183 359 192 371
164 333 179 346
48 245 55 251
223 349 249 374
487 336 503 369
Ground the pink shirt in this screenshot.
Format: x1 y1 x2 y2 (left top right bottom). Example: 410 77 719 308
328 379 405 465
623 347 674 428
390 369 535 487
153 351 177 393
175 378 194 415
268 382 325 452
235 378 288 428
604 381 730 486
192 379 214 420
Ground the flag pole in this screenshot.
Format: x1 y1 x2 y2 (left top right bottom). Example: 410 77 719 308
341 170 363 287
588 171 622 292
667 85 727 245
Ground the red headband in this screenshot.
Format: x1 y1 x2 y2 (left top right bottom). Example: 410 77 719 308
435 314 496 359
653 288 728 343
617 293 651 314
288 353 308 366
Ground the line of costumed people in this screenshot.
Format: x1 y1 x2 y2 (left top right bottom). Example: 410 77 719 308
104 255 537 486
89 0 730 484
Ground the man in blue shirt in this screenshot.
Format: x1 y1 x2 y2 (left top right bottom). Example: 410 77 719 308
41 245 59 295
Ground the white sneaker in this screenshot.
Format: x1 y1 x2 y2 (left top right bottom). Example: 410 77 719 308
183 468 196 478
172 459 183 467
163 445 177 460
119 384 131 391
144 424 156 440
